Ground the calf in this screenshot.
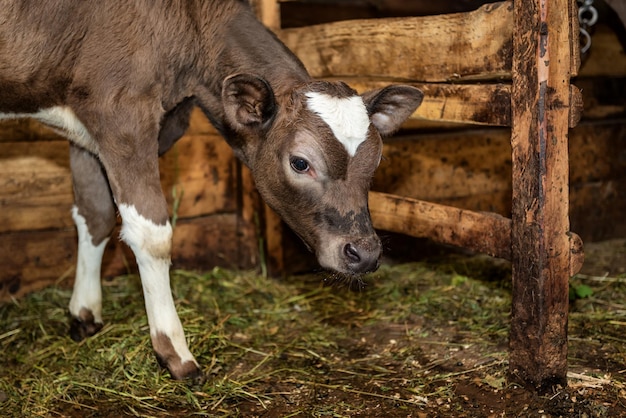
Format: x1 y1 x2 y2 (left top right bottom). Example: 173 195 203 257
0 0 423 380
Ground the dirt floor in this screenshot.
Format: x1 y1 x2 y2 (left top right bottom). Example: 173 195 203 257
1 239 625 417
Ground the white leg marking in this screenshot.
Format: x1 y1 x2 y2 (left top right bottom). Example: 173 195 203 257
69 207 108 323
118 204 197 365
305 92 370 156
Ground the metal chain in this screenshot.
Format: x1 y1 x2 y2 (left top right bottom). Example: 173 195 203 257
578 0 598 55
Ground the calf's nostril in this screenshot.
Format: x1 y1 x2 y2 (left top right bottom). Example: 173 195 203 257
343 243 361 263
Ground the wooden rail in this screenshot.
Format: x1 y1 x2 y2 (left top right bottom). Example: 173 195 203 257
369 192 584 276
279 2 513 82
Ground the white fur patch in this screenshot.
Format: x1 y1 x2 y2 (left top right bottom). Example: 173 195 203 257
69 207 109 323
305 92 370 156
0 106 95 152
118 204 172 260
117 204 196 365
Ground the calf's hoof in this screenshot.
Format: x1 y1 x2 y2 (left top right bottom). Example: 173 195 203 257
69 309 103 341
156 354 204 382
152 332 204 381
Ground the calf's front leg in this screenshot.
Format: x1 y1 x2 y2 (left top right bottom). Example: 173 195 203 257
98 136 201 380
117 203 201 380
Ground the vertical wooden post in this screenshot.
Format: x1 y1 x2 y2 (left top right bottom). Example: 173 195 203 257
248 0 286 275
253 0 281 32
509 0 576 390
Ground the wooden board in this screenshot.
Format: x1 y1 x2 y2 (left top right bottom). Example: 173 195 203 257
0 214 247 302
277 0 497 29
369 191 512 259
373 121 626 233
0 113 237 233
0 140 73 232
345 80 512 126
277 2 624 83
279 1 514 82
374 128 513 209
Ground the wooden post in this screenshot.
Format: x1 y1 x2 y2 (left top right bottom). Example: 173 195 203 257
509 0 579 390
249 0 286 275
253 0 281 32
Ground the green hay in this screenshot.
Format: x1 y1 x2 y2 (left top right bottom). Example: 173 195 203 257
1 257 625 417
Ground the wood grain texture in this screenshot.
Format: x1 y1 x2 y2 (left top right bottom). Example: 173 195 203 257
347 80 512 126
369 192 512 259
279 1 513 82
0 214 247 302
509 0 575 391
0 115 237 233
369 192 584 274
372 122 626 241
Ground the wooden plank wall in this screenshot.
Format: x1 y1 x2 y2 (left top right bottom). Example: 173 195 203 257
373 122 626 242
0 110 259 301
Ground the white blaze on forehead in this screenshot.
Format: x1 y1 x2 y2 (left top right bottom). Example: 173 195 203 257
305 92 370 156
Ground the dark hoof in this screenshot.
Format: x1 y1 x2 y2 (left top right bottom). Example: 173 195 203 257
152 332 204 381
69 309 103 341
156 355 205 382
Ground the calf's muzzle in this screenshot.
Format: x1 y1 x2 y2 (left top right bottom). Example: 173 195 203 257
343 236 382 274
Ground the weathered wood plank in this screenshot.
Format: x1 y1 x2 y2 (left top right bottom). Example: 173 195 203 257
347 80 512 126
159 134 238 219
237 163 264 272
509 0 575 390
373 128 513 207
0 214 246 302
369 191 512 259
278 2 623 82
279 1 513 82
0 141 74 232
368 192 584 275
374 121 626 217
0 132 237 233
568 0 580 77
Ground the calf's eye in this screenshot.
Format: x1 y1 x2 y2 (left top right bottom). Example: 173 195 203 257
290 157 310 173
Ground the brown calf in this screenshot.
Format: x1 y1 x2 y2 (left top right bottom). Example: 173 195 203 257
0 0 423 379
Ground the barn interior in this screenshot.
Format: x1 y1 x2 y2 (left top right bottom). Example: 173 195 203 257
1 0 625 416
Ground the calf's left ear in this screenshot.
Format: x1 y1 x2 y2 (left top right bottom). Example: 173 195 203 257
361 86 423 136
222 73 277 131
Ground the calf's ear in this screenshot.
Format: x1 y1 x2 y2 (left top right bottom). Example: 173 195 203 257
222 74 277 130
361 85 423 136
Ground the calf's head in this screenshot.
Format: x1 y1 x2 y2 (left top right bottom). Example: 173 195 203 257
222 74 423 275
